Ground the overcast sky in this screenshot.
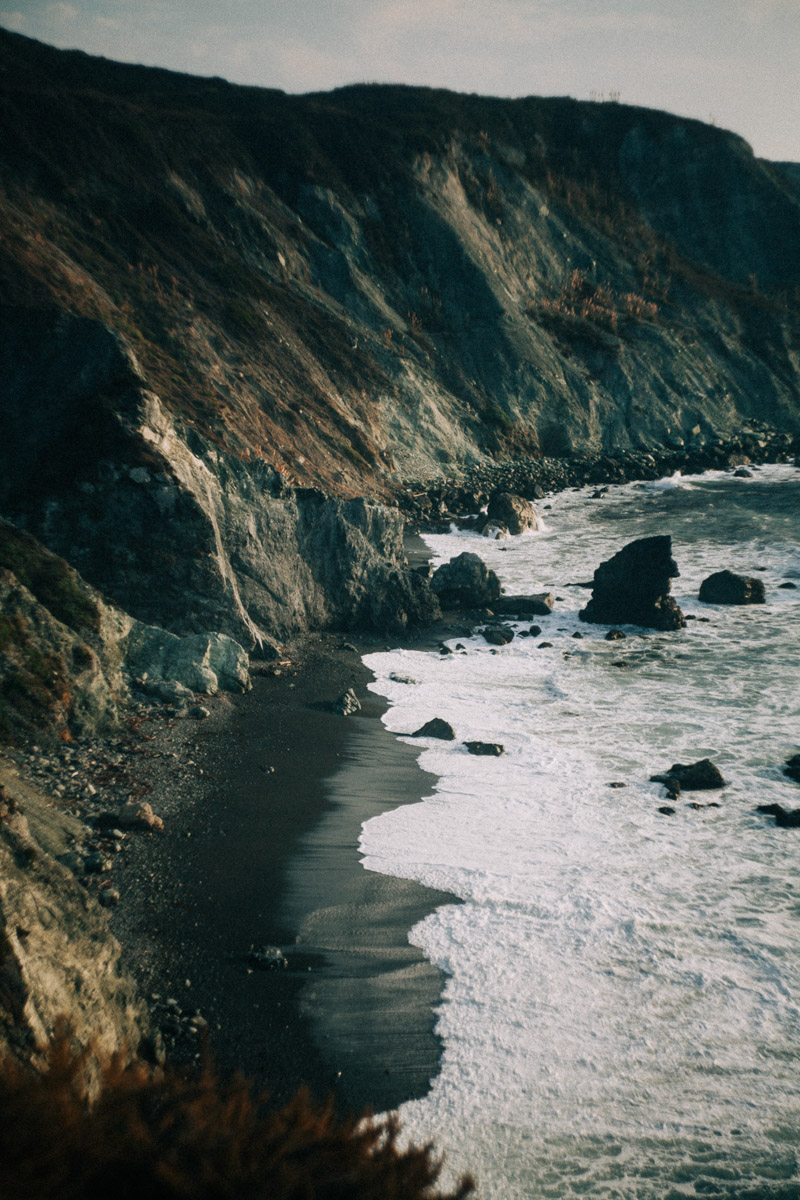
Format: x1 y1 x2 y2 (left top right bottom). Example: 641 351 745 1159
2 0 799 161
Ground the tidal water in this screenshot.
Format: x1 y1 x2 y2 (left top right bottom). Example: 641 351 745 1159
361 464 800 1198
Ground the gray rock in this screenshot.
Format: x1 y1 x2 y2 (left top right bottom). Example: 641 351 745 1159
486 492 540 535
492 593 554 617
699 570 766 605
411 718 456 740
126 626 250 695
431 552 501 609
330 688 361 716
580 535 685 631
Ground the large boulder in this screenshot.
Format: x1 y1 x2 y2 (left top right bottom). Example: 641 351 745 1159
699 570 766 605
486 492 540 535
492 593 554 617
579 535 685 631
430 552 500 609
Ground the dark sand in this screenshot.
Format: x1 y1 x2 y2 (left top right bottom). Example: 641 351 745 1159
112 630 455 1114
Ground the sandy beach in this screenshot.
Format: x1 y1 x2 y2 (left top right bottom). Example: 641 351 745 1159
109 629 455 1114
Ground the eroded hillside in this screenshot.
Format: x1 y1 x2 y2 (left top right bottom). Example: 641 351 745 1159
2 28 799 497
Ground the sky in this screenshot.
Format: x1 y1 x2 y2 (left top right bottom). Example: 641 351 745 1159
2 0 799 162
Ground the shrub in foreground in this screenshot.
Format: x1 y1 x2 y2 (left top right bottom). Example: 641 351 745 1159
0 1032 475 1200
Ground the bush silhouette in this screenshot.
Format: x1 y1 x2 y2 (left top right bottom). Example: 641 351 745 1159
0 1030 475 1199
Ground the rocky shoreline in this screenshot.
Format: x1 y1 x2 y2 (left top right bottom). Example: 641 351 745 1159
397 427 799 524
2 446 799 1109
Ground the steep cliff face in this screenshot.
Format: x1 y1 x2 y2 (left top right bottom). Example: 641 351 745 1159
1 30 798 495
0 29 799 651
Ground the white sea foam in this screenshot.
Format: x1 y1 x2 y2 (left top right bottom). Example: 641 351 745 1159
361 465 800 1197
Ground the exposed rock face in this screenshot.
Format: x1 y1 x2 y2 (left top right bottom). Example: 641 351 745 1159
125 627 250 695
0 767 149 1068
485 493 539 535
698 570 767 605
579 535 686 630
1 357 438 648
2 32 800 502
430 553 501 609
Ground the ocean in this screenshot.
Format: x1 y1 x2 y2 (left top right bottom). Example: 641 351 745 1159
361 464 800 1199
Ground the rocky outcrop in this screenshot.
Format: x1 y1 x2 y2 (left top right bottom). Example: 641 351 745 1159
411 718 456 740
485 493 539 536
125 627 250 695
579 535 686 630
0 337 438 649
492 593 554 617
698 570 767 605
0 768 149 1068
430 553 500 610
651 759 726 792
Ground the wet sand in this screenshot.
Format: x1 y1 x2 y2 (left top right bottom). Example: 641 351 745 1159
112 630 455 1114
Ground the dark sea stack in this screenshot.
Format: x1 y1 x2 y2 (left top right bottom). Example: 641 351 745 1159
783 753 800 784
757 803 800 827
656 759 726 790
579 536 686 631
430 553 501 609
699 570 767 605
411 718 456 740
486 492 539 535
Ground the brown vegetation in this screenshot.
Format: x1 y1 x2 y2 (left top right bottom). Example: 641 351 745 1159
0 1029 475 1199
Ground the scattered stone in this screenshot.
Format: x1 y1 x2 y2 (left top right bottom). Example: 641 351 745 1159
411 718 456 740
580 535 685 630
657 806 676 816
329 688 361 716
537 641 553 649
492 593 554 617
83 851 112 874
464 741 505 756
605 629 626 641
99 888 120 907
430 552 501 609
97 801 164 832
389 673 419 685
732 468 753 478
572 631 584 639
247 945 288 969
756 803 800 828
698 570 766 605
607 782 627 788
528 625 542 637
481 626 515 645
190 705 211 720
439 644 453 655
486 491 540 535
779 581 798 590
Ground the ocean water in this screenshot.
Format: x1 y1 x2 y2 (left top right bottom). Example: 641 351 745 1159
361 464 800 1199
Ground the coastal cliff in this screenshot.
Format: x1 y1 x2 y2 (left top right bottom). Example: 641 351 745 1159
1 27 799 1078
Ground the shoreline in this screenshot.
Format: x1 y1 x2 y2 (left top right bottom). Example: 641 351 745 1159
109 627 458 1113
